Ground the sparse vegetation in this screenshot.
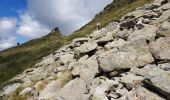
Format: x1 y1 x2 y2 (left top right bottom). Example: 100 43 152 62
0 0 154 89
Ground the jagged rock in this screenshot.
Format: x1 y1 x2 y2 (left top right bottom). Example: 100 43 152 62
155 9 170 23
158 63 170 71
142 66 170 99
128 25 158 42
131 64 155 77
115 29 130 40
108 91 119 99
149 37 170 60
161 2 170 10
96 31 114 43
104 39 127 50
153 0 169 6
74 41 98 54
88 77 119 97
70 38 89 47
120 19 136 30
119 86 166 100
56 78 89 100
91 86 108 100
97 39 154 72
59 53 74 65
157 21 170 37
115 87 129 97
71 56 99 80
120 73 144 90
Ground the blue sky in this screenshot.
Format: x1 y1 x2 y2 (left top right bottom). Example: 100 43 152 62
0 0 27 17
0 0 112 50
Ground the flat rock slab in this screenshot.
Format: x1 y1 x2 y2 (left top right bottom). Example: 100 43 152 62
149 37 170 60
97 39 154 72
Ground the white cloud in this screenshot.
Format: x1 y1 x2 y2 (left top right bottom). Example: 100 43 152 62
0 18 17 50
0 37 16 50
16 13 50 39
27 0 113 34
0 0 113 50
0 18 16 38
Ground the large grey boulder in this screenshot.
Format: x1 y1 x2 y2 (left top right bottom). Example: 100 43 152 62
96 31 114 43
39 71 72 99
155 9 170 23
128 25 158 42
74 41 98 54
120 73 144 90
71 56 99 80
70 38 89 47
119 86 166 100
149 37 170 60
143 67 170 99
97 39 154 72
59 53 74 65
88 77 119 100
104 39 127 50
157 21 170 37
56 78 89 100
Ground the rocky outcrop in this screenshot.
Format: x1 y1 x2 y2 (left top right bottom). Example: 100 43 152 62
1 0 170 100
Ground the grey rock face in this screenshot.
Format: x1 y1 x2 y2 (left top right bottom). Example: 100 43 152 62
71 56 99 80
57 78 88 100
74 41 98 54
143 67 170 99
149 37 170 60
97 39 154 72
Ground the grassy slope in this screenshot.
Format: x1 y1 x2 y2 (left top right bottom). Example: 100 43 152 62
0 0 154 88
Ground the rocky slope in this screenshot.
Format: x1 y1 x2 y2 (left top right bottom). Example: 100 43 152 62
1 0 170 99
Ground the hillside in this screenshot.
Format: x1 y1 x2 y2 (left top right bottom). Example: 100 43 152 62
0 0 154 90
1 0 170 99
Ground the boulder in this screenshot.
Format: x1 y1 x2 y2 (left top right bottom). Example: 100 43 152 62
149 37 170 60
128 25 158 42
158 63 170 71
59 53 74 65
96 31 114 43
143 66 170 99
119 86 166 100
120 73 144 90
70 38 89 47
71 56 99 80
74 41 98 54
104 39 127 50
155 9 170 23
39 71 72 99
157 21 170 37
97 39 154 72
56 78 89 100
